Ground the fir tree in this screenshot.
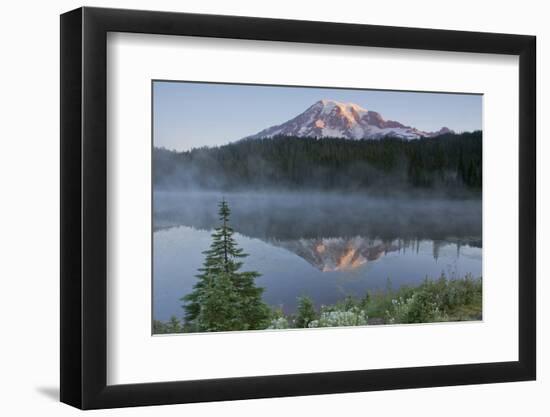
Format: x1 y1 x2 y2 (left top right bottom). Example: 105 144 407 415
295 296 317 328
183 199 269 331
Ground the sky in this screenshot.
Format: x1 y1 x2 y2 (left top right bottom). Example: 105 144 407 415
153 81 482 152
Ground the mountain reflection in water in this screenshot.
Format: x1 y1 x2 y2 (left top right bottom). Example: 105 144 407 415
271 237 397 272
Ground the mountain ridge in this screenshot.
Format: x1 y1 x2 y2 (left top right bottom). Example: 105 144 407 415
245 99 454 141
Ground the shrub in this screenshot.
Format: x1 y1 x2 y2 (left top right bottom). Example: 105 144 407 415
268 307 290 329
384 274 481 324
268 317 290 329
309 307 368 328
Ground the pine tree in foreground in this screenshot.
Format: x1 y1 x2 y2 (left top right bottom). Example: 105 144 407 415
182 199 270 332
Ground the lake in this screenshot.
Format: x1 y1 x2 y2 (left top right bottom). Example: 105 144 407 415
153 190 482 322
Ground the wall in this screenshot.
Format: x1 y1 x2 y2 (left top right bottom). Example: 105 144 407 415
0 0 546 415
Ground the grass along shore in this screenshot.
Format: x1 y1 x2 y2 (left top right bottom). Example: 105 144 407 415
154 274 482 334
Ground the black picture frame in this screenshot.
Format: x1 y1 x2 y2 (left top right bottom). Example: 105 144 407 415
60 6 536 410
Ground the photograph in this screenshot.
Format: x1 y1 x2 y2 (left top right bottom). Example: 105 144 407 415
152 81 483 334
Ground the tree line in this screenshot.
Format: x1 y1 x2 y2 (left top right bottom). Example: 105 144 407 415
154 131 482 193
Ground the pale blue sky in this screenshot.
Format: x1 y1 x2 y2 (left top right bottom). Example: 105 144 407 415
153 81 482 151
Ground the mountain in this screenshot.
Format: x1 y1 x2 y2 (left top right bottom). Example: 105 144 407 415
246 99 453 140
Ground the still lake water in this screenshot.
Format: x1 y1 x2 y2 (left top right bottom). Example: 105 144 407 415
153 191 482 322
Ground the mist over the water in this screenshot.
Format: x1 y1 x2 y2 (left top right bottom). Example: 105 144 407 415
154 190 482 244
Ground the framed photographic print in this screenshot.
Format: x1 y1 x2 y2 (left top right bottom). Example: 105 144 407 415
60 6 536 409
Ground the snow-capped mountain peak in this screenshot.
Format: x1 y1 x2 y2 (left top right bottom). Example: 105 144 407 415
246 99 454 140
